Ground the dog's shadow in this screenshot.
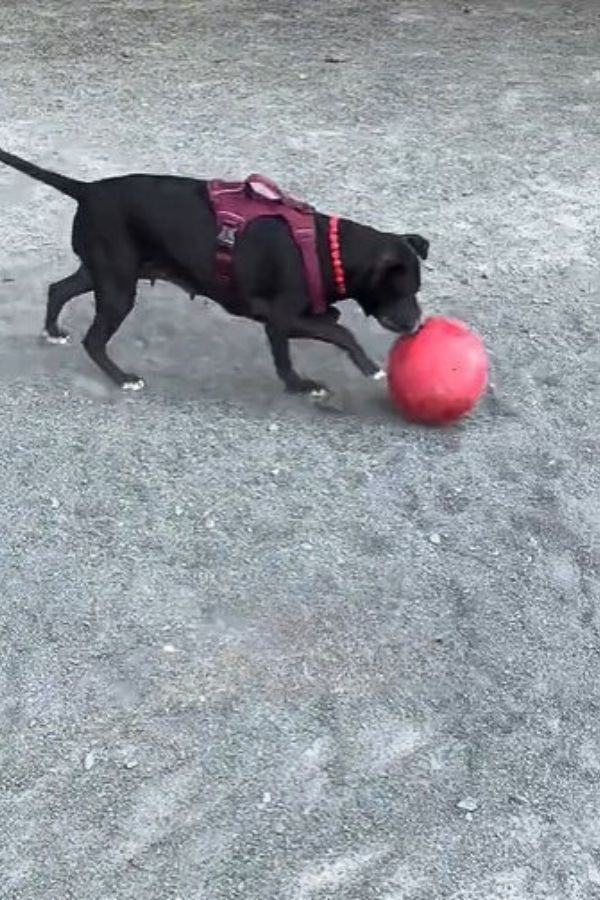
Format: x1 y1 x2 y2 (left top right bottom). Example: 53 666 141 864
0 274 511 433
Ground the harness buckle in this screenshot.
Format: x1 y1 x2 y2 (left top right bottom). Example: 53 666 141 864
217 224 237 248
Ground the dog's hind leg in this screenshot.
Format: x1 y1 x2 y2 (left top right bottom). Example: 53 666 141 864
82 274 142 390
82 296 141 390
44 264 93 344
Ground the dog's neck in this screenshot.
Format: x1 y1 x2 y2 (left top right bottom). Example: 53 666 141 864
317 214 384 303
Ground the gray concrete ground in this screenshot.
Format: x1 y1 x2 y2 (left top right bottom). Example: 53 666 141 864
1 1 599 898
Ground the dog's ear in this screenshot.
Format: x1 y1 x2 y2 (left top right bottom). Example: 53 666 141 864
402 234 430 260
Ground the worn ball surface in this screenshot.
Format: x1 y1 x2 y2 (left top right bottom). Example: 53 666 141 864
387 316 488 425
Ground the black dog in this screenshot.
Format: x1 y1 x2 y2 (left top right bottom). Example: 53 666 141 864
0 149 428 394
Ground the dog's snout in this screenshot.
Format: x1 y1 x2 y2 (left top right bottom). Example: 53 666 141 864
409 314 424 335
376 306 423 335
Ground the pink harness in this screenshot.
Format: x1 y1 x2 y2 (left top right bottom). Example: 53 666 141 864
207 174 327 315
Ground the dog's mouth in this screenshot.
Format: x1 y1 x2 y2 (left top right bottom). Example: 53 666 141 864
406 316 423 335
376 313 423 335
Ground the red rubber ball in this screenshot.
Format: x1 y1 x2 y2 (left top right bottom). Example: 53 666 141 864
387 316 488 425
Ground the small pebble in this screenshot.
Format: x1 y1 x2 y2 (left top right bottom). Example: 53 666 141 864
84 751 95 771
429 533 442 545
124 759 138 770
268 423 280 433
50 497 60 510
174 505 184 517
163 643 176 654
262 791 272 805
457 796 479 812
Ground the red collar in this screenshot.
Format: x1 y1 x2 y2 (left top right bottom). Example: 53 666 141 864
328 216 346 298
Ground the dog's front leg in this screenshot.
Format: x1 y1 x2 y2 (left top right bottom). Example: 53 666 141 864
287 317 384 380
264 322 329 395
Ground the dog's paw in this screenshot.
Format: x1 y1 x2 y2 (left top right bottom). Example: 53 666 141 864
309 387 331 400
121 376 145 392
310 386 344 413
286 377 330 396
41 329 71 346
371 369 387 382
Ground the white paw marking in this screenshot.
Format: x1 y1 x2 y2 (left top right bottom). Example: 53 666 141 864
310 388 330 400
122 378 145 392
372 369 387 381
42 330 71 346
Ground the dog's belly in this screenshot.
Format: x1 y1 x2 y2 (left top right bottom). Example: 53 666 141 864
140 263 255 319
141 265 197 297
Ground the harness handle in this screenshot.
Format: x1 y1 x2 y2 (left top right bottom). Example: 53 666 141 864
245 174 284 202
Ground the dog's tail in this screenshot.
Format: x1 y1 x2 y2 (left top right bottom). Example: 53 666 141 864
0 148 85 201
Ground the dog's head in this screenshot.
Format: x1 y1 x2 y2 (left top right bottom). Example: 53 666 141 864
356 233 429 334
